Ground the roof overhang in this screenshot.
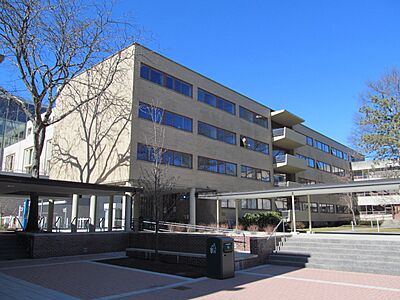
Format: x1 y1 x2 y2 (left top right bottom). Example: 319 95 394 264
271 110 304 127
198 179 400 200
0 174 142 198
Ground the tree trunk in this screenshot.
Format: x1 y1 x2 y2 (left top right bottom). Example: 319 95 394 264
25 193 39 232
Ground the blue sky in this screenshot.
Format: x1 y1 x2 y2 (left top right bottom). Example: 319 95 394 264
1 0 399 147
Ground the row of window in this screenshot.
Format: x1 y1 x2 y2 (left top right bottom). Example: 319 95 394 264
306 136 351 162
138 144 271 182
240 135 269 155
198 88 235 115
137 143 193 169
221 198 350 214
140 64 270 128
140 64 193 97
296 153 346 177
139 102 193 132
198 121 236 145
139 102 269 153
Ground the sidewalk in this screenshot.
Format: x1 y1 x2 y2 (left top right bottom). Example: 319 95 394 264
1 252 400 299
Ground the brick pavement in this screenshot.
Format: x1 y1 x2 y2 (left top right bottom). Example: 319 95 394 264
1 253 400 300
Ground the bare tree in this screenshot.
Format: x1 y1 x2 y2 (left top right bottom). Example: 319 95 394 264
137 101 177 260
0 0 137 231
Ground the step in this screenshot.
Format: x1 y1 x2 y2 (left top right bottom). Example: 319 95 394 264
268 259 400 276
281 241 400 251
278 245 400 256
273 251 400 263
285 237 400 246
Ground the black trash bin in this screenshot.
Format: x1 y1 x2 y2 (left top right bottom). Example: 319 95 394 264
206 236 235 279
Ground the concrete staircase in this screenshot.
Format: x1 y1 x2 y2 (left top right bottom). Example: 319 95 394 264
269 234 400 276
0 232 29 260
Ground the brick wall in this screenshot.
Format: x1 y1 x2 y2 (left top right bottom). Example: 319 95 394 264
19 232 129 258
129 232 224 254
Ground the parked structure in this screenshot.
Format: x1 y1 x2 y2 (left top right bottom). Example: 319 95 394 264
2 44 364 227
352 160 400 220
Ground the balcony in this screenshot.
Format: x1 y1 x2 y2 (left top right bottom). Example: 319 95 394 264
273 154 307 174
272 127 306 150
271 110 304 127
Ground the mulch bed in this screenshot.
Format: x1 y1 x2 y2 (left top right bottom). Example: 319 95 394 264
97 257 206 279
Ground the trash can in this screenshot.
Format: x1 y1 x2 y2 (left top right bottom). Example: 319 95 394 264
206 236 235 279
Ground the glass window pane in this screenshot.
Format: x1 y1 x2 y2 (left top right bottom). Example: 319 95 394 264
140 65 150 80
173 152 182 166
150 69 162 85
166 76 174 89
174 114 184 129
137 144 148 160
183 117 192 132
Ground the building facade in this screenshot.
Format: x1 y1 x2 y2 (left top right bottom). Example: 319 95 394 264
352 160 400 220
48 44 363 226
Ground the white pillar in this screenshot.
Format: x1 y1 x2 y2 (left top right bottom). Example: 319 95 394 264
46 199 54 233
123 182 133 231
235 199 239 230
189 188 196 225
71 194 79 232
89 195 97 232
307 194 312 232
216 198 220 228
291 193 297 233
108 195 114 232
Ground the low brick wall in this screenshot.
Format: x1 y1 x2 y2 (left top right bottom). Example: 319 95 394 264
19 232 129 258
129 232 223 254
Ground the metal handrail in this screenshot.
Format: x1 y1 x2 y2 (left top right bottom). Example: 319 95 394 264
38 216 46 230
99 217 105 231
84 217 91 232
266 219 285 252
9 215 24 231
54 216 61 232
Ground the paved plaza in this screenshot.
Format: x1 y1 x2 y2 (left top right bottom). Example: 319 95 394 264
0 252 400 300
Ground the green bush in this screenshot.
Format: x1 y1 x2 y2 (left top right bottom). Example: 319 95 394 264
239 211 282 230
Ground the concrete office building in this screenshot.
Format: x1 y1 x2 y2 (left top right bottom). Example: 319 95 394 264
352 160 400 220
49 44 363 226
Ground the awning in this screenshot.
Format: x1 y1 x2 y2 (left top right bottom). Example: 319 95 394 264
199 179 400 200
0 173 142 197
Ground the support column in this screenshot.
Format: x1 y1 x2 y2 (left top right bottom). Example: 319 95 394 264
189 188 196 225
108 195 114 232
89 195 97 232
123 182 133 231
71 194 79 232
133 193 141 232
307 194 312 232
216 197 220 228
235 199 239 230
291 193 297 233
46 199 54 233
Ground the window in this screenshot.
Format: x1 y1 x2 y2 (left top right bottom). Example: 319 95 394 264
240 135 269 155
343 153 349 161
5 154 14 172
331 147 344 159
241 199 257 210
198 156 237 176
241 165 270 182
23 147 33 167
221 200 237 208
137 143 192 169
296 154 315 168
198 88 235 115
303 202 319 213
239 106 268 128
139 102 192 132
275 198 288 211
198 121 236 145
314 140 330 153
297 177 317 185
306 136 314 146
332 166 345 177
317 161 331 173
257 198 272 210
140 64 193 97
